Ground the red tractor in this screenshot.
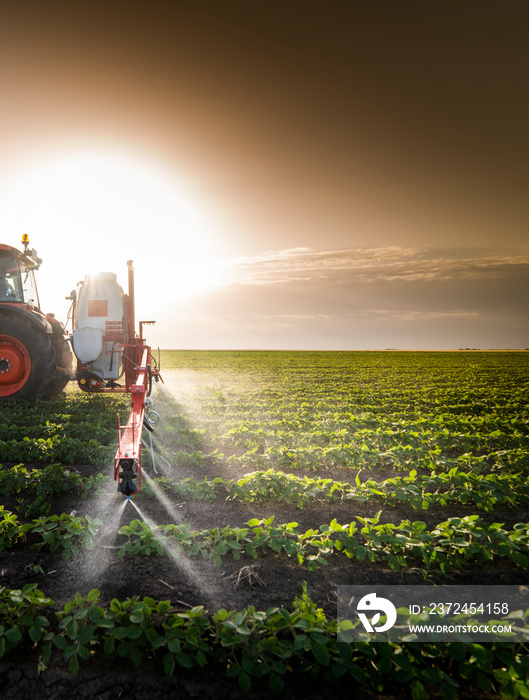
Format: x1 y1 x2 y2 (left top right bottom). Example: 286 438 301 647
0 234 73 400
1 234 162 496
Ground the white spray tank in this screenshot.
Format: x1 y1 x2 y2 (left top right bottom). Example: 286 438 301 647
72 271 126 384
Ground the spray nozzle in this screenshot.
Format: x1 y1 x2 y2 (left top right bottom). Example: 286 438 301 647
117 459 137 496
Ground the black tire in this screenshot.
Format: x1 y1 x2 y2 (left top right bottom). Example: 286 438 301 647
0 311 56 400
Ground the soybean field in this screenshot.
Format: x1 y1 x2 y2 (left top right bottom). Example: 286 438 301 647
1 350 528 699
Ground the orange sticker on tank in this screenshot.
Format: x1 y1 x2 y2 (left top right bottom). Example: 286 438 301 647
88 300 108 316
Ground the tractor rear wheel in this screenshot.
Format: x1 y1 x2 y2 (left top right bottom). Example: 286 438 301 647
0 313 56 400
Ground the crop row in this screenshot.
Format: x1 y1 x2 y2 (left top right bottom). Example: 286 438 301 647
0 463 108 517
115 514 529 576
217 447 529 478
215 423 529 468
0 507 100 559
224 467 529 511
3 461 527 517
0 393 130 465
1 583 528 699
122 467 529 512
0 392 129 430
2 507 528 576
0 435 107 465
2 425 527 476
158 419 529 476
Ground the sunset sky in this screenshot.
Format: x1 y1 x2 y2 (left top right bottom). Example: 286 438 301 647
1 0 528 349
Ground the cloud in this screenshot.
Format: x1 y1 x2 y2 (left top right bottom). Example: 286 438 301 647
366 309 481 323
152 244 529 349
218 245 529 287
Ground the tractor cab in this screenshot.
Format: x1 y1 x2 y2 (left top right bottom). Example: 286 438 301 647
0 235 73 400
0 235 42 308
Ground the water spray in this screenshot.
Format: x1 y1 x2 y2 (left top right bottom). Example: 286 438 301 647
142 470 185 524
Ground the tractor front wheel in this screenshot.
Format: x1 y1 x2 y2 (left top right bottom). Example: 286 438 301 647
0 313 56 400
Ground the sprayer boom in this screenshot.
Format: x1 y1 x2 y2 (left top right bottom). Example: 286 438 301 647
70 260 162 496
114 348 154 495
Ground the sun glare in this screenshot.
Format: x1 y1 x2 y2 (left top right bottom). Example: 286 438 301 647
0 151 221 317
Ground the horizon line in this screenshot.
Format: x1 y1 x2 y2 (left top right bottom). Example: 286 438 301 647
158 348 529 353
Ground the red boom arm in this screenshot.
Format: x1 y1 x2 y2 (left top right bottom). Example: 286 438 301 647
114 346 161 496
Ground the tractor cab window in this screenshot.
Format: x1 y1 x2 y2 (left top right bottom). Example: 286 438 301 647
21 266 39 307
0 253 24 302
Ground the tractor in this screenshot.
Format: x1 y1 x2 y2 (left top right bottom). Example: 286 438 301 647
0 234 73 400
0 234 162 496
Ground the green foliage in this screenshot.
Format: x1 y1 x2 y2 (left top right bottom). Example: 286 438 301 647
51 589 103 673
1 352 529 695
114 512 529 576
29 513 101 559
226 467 529 511
0 435 102 464
0 506 24 551
118 519 166 557
6 506 524 577
0 393 129 464
0 463 108 504
0 584 53 658
158 350 528 479
135 475 221 501
122 462 529 513
1 584 528 698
